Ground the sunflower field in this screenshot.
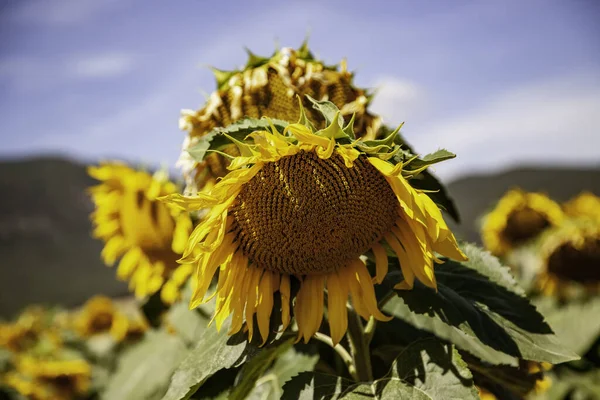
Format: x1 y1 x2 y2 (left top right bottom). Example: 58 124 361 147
1 43 599 400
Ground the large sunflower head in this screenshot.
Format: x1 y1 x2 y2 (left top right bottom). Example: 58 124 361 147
177 42 382 193
163 101 466 345
563 191 600 222
88 163 193 302
536 220 600 296
481 189 564 256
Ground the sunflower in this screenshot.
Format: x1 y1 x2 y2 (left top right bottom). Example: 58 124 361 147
88 163 193 302
481 189 564 256
177 43 381 193
563 191 600 222
536 220 600 296
0 306 45 353
9 356 91 400
163 103 466 345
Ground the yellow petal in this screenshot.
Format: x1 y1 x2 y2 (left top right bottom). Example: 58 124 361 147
326 270 349 346
256 271 275 345
371 242 388 284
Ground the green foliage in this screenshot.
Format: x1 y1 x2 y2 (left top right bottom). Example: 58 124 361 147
186 118 289 163
281 339 476 400
161 320 293 400
388 339 478 399
165 303 210 345
383 244 578 366
246 347 319 400
102 331 187 400
534 297 600 356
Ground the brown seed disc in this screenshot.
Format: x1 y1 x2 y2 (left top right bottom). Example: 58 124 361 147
547 238 600 283
229 151 399 275
502 208 550 246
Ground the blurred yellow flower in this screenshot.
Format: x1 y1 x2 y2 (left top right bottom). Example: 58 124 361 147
7 356 91 400
537 220 600 296
563 191 600 222
0 306 45 353
163 111 465 345
481 189 564 256
177 43 381 193
88 163 192 302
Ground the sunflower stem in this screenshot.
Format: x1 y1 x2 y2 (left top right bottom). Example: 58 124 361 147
313 332 358 380
346 309 373 382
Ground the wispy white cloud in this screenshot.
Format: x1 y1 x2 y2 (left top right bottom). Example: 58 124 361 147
0 52 136 95
411 72 600 180
369 77 428 126
7 0 123 26
70 53 136 79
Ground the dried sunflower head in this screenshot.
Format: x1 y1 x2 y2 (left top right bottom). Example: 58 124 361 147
163 101 466 345
481 189 564 256
88 164 193 302
177 42 381 193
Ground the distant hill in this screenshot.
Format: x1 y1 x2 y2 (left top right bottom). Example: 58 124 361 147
0 156 598 317
446 166 600 244
0 156 128 318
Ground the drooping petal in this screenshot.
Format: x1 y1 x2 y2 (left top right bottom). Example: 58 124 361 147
371 242 389 284
326 270 349 346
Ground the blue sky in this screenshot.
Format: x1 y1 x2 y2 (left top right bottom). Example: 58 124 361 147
1 0 599 180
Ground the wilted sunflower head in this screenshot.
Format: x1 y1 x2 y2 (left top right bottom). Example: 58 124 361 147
563 191 600 222
177 42 382 193
481 189 564 256
537 220 600 296
13 356 91 400
163 101 466 345
88 163 193 301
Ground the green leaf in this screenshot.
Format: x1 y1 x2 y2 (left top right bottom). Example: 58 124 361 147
383 244 579 366
281 372 352 400
161 324 262 400
534 296 600 356
282 372 431 400
305 95 345 127
247 347 319 400
102 330 187 400
461 352 541 398
229 339 294 400
414 149 456 167
186 118 289 163
164 302 210 345
389 339 478 400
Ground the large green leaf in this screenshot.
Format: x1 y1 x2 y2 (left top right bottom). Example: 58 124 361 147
282 372 429 400
247 347 319 400
101 330 187 400
186 118 289 163
165 302 210 346
383 244 578 366
389 339 478 399
229 339 294 400
534 296 600 356
161 324 263 400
